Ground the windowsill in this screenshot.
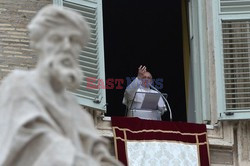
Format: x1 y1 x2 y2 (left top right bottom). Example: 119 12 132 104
206 124 214 130
101 116 215 130
102 116 111 121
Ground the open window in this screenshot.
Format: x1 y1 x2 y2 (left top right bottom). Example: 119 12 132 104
102 0 187 121
53 0 190 122
54 0 227 123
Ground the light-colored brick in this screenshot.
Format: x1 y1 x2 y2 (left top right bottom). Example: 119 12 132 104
4 46 21 50
0 23 12 27
14 55 32 59
18 10 36 14
20 39 29 43
0 8 7 11
14 66 28 70
10 43 29 47
0 69 11 72
10 35 29 39
0 42 9 46
0 34 9 38
16 28 28 32
7 31 26 35
3 50 22 55
0 27 15 31
0 65 9 68
2 39 20 42
21 48 33 52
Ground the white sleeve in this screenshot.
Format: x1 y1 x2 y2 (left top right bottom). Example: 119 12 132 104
158 96 167 115
122 77 142 105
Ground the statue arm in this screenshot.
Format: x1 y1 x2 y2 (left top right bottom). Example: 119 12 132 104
91 141 124 166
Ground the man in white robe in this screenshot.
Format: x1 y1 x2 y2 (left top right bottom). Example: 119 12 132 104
0 5 122 166
122 65 166 120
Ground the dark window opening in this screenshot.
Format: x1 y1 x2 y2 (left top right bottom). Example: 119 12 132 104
103 0 187 122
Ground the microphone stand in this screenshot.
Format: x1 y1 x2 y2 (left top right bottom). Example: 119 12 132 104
149 84 172 121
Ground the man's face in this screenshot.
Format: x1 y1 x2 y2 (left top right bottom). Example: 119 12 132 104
37 25 84 90
142 72 152 88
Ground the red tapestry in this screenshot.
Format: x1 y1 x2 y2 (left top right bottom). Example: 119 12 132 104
111 117 210 166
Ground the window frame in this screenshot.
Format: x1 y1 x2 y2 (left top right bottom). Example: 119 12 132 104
53 0 216 121
188 0 211 123
213 0 250 120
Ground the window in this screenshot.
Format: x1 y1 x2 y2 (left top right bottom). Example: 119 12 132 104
53 0 107 111
213 0 250 120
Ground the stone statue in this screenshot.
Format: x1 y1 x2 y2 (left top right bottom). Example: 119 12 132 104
0 5 122 166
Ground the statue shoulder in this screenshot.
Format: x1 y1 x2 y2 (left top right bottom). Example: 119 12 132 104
0 70 35 95
1 70 31 84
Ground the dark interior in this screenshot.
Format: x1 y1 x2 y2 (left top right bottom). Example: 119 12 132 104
102 0 187 122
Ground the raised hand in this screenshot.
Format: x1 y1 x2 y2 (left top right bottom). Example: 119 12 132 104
137 65 147 79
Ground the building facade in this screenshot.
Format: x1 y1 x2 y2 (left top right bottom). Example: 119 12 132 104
0 0 250 165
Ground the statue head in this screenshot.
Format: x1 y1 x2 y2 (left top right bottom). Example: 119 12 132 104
28 5 90 92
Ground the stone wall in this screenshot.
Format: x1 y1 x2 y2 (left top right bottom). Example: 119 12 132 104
0 0 51 81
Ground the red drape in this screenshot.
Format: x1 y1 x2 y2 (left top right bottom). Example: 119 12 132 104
112 117 210 166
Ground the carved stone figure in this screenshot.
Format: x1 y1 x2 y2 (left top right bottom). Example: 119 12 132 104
0 5 122 166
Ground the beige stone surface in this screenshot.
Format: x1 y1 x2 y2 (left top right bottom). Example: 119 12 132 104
0 0 51 81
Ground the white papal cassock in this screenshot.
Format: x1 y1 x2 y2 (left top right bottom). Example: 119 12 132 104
122 77 166 120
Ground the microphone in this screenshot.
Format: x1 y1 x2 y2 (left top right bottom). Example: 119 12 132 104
149 84 172 121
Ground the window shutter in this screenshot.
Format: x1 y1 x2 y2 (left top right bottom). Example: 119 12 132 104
220 0 250 13
54 0 106 111
214 0 250 119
